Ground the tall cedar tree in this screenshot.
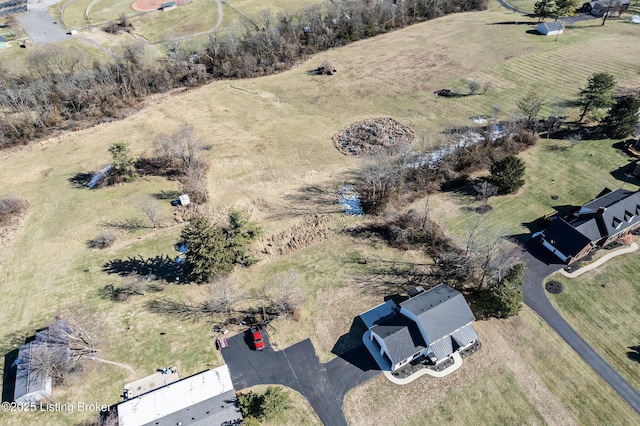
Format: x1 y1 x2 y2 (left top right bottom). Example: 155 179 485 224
489 156 526 195
534 0 556 21
578 72 617 122
226 209 263 266
517 89 545 133
109 142 138 183
487 263 524 318
602 96 640 139
554 0 579 16
181 216 234 282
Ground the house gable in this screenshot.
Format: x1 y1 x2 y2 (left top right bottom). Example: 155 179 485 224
399 284 476 345
370 315 425 368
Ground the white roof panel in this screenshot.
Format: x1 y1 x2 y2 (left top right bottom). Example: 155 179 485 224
118 365 234 426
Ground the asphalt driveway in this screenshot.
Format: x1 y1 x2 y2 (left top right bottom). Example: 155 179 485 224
523 242 640 415
222 329 381 425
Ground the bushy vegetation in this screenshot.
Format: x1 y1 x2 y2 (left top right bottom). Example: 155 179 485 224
108 142 138 184
489 155 526 195
602 95 640 139
0 0 487 148
238 386 292 423
358 124 536 212
0 196 29 226
87 231 117 249
482 263 525 318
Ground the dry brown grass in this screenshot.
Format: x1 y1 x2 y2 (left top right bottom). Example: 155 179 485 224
1 7 640 425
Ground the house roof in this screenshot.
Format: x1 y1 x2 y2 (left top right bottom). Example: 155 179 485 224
14 342 53 403
399 284 475 344
572 217 602 243
117 366 240 426
577 189 640 238
541 216 593 258
370 314 425 364
140 389 241 426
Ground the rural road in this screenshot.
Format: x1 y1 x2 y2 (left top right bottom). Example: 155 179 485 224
523 242 640 415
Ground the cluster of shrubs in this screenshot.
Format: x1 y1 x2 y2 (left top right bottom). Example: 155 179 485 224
0 196 29 226
0 0 487 148
358 122 537 213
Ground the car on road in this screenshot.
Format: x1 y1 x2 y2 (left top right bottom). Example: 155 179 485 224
251 325 265 351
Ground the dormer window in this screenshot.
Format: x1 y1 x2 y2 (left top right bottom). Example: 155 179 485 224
624 210 634 222
612 217 622 229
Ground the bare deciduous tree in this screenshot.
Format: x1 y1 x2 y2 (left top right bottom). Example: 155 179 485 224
21 311 102 386
152 123 204 173
204 277 241 315
263 272 306 318
137 196 161 229
467 79 480 95
473 180 498 211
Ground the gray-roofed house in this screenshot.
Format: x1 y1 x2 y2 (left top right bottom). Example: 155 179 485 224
581 0 630 16
536 188 640 264
362 284 478 371
13 319 72 403
114 365 242 426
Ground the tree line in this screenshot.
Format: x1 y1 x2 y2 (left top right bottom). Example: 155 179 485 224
0 0 488 149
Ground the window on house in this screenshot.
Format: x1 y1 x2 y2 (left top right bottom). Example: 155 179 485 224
612 217 622 229
624 210 634 222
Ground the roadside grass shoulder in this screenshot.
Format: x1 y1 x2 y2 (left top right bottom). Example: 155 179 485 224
547 254 640 392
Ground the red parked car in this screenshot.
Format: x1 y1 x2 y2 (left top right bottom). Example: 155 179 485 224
251 325 265 351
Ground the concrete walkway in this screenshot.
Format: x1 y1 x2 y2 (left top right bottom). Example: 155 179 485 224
362 330 463 385
383 352 463 385
560 243 638 278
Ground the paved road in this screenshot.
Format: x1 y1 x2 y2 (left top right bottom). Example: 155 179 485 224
523 242 640 415
222 329 381 425
17 10 69 44
496 0 596 25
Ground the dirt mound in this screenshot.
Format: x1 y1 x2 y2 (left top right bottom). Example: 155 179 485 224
333 117 416 156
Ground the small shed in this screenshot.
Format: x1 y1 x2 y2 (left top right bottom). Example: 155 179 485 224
178 194 190 206
537 22 564 36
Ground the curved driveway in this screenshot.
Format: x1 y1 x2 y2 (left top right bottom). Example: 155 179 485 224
523 242 640 414
221 330 380 425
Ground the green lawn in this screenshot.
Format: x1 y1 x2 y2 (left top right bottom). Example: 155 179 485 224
427 137 636 244
548 255 640 392
403 367 546 425
136 0 220 41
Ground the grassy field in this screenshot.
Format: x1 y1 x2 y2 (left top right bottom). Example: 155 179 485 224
136 0 221 41
1 5 640 425
425 137 637 246
547 255 640 392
